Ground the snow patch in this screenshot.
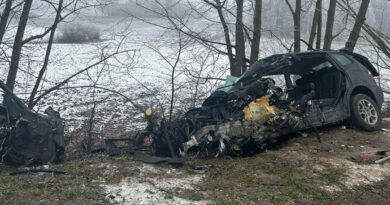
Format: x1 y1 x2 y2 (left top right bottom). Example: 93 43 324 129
103 164 208 205
324 159 390 192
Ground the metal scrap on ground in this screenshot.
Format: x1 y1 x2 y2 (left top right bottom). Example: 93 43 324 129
0 80 66 166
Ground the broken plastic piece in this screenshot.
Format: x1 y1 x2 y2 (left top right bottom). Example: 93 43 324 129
375 156 390 164
133 153 185 165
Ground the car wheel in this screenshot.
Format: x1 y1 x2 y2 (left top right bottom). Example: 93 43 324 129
350 94 382 131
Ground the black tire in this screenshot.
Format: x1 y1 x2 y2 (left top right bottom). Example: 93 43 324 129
350 94 382 131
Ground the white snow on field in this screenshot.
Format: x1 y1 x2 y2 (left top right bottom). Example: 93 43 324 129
103 164 208 205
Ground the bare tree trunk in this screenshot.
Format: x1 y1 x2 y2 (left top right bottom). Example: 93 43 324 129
345 0 370 52
337 0 390 58
0 0 12 45
215 0 235 75
285 0 301 52
6 0 33 91
323 0 337 50
86 93 97 154
203 0 236 76
249 0 262 65
308 0 321 49
316 0 322 49
294 0 301 52
235 0 246 76
28 0 63 109
169 33 182 124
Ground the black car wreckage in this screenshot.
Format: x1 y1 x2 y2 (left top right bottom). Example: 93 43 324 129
0 80 65 166
120 49 384 163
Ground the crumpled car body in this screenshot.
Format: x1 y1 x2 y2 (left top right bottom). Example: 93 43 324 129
0 80 65 166
154 50 384 158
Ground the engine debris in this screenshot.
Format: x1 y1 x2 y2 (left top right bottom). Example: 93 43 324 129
0 80 66 166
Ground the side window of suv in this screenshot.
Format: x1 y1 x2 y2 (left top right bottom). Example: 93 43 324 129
330 53 352 66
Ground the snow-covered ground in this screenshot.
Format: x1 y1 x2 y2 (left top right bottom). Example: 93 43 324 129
103 164 208 205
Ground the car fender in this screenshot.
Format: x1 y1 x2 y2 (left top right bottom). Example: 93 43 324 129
345 83 382 113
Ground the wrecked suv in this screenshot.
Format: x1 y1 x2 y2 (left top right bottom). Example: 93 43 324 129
154 49 384 158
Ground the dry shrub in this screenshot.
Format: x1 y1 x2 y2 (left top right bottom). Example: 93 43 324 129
57 22 101 43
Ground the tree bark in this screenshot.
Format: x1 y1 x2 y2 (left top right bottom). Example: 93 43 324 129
285 0 301 52
336 0 390 58
203 0 236 76
345 0 370 52
28 0 63 109
294 0 301 52
0 0 12 45
249 0 262 65
235 0 246 76
323 0 337 50
6 0 33 91
308 0 321 49
316 0 322 49
215 0 235 75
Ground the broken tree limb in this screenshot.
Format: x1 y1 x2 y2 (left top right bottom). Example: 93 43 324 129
30 50 135 108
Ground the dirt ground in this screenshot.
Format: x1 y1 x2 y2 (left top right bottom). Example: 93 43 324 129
0 119 389 205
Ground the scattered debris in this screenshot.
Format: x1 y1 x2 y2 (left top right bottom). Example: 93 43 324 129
0 80 66 166
133 153 185 164
191 163 203 170
382 128 389 133
375 156 390 164
376 150 388 156
10 169 68 176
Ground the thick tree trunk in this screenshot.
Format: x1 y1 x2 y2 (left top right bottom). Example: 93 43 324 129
316 0 322 49
337 0 390 58
249 0 262 65
28 0 63 109
294 0 301 52
323 0 337 50
308 0 321 49
6 0 33 91
234 0 246 76
0 0 12 45
345 0 370 52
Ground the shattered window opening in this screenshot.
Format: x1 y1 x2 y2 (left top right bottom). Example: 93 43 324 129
330 53 353 66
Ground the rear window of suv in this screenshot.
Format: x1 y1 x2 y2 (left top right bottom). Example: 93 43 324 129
330 53 352 66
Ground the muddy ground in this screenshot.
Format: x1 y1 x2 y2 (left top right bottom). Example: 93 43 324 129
0 119 389 205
